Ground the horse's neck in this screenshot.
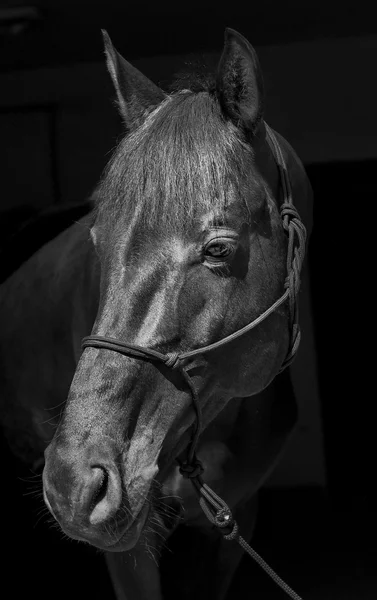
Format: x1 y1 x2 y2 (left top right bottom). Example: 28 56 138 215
38 216 100 360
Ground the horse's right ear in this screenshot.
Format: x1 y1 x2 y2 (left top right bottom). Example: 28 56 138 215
216 28 264 138
102 30 166 131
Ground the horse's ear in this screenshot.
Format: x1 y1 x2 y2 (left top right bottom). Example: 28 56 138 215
102 30 166 130
216 28 264 138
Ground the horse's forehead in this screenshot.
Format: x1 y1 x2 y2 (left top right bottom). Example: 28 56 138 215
137 235 194 269
108 206 250 266
197 203 249 229
106 228 193 273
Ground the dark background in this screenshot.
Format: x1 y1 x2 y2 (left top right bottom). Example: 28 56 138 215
0 1 375 598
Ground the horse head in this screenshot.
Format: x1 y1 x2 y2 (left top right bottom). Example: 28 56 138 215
43 28 293 551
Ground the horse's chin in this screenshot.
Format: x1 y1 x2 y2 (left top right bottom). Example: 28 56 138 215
104 501 151 552
104 493 183 553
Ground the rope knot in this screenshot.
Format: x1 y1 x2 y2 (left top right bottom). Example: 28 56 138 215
280 201 299 220
164 352 180 369
214 508 239 539
179 459 204 479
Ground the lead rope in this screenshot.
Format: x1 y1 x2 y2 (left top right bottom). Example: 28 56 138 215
81 123 306 599
180 468 303 600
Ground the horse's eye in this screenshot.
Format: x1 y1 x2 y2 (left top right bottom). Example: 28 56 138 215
204 240 235 261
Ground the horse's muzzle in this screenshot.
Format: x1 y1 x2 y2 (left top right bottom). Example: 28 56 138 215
42 446 145 550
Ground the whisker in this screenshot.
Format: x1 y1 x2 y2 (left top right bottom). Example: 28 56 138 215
33 508 49 525
17 474 43 484
158 494 183 501
22 488 44 498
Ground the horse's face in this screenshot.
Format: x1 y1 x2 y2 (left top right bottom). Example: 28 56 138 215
43 29 289 551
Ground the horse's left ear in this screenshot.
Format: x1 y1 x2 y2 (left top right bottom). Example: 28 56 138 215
102 30 166 130
216 28 264 138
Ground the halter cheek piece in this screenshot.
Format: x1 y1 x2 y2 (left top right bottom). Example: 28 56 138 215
81 123 306 600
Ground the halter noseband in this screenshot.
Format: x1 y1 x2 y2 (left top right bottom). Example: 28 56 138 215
81 122 307 471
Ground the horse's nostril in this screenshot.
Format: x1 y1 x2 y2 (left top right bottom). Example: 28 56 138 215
89 466 109 513
88 466 122 526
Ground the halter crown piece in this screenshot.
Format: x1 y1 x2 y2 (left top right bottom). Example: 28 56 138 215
81 123 306 600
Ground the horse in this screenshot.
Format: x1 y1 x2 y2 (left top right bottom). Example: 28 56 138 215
0 28 312 600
